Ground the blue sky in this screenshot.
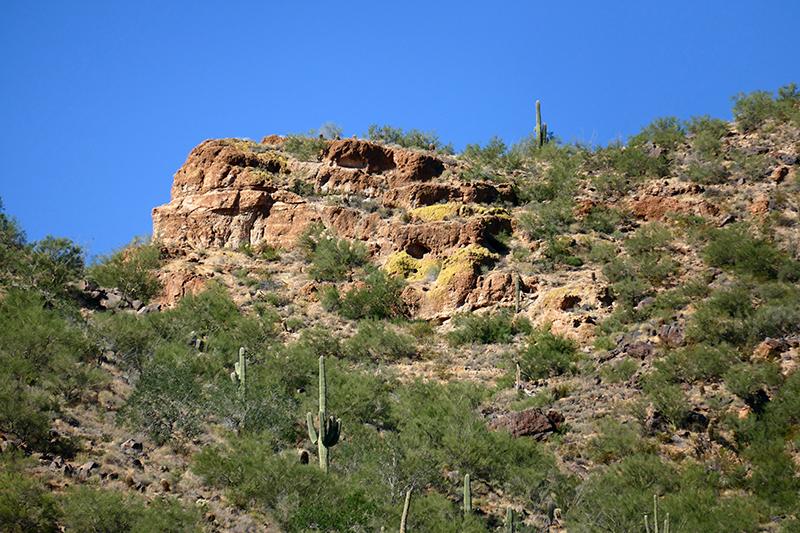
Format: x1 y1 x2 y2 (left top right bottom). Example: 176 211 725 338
2 1 798 259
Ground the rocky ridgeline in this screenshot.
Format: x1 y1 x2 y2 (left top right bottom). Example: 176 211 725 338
151 136 534 320
150 127 799 345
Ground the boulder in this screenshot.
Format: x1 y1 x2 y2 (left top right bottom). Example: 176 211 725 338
486 407 564 440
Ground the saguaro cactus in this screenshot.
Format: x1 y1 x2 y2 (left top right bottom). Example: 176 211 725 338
536 100 547 147
307 355 341 473
514 273 520 314
505 506 515 533
230 347 247 400
400 489 412 533
644 494 670 533
463 473 472 514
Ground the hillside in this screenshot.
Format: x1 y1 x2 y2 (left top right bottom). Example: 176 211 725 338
1 85 800 532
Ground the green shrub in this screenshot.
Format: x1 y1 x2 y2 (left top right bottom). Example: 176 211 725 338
630 116 686 151
61 485 201 532
518 155 579 204
88 236 162 303
518 197 576 240
724 362 784 408
702 224 782 279
461 136 524 175
603 226 680 315
639 371 690 429
731 83 800 132
687 158 731 184
587 419 646 464
686 286 755 347
117 361 209 445
447 309 530 346
344 320 417 362
366 124 454 154
286 491 378 533
336 269 407 320
285 129 327 161
687 115 730 159
657 343 740 383
0 453 61 533
598 357 638 383
580 204 626 235
0 289 100 448
517 327 578 381
297 223 368 282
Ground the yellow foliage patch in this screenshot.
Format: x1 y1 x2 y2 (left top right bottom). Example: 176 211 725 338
384 251 440 282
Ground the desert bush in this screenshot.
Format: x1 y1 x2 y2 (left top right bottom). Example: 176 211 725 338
0 199 26 271
686 114 731 138
447 309 530 346
731 83 800 132
336 269 407 320
517 326 578 381
0 453 61 533
88 236 162 303
0 289 101 447
687 158 731 184
366 124 454 154
724 361 784 412
602 225 678 317
285 129 327 161
639 371 690 428
395 380 567 504
567 453 762 532
214 368 298 444
687 286 755 347
344 320 417 362
519 155 579 204
687 114 730 159
598 357 638 383
587 419 646 464
461 136 524 176
117 360 209 445
518 197 576 241
286 491 378 533
23 235 85 298
61 485 200 533
580 204 627 236
194 441 358 527
657 343 740 383
630 116 686 151
702 224 783 279
297 223 368 282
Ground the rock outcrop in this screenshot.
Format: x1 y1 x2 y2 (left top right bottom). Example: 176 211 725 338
152 137 519 317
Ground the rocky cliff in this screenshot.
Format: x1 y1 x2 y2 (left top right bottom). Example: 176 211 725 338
153 136 526 318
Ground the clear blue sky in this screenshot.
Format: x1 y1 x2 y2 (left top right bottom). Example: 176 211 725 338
2 1 798 259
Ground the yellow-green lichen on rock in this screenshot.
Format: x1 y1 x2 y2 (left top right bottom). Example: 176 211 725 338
384 251 440 282
428 245 499 306
410 203 511 223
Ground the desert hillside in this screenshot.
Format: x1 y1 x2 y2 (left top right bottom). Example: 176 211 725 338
1 86 800 532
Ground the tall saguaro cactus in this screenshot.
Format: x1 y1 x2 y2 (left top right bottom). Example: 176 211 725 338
307 355 341 473
463 473 472 514
230 347 247 400
536 100 548 147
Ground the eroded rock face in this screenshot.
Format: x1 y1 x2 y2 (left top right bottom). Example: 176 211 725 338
152 137 522 317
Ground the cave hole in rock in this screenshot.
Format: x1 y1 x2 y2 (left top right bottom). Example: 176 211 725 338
406 242 430 260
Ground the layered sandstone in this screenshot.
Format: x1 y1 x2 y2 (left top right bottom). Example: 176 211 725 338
152 137 520 317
